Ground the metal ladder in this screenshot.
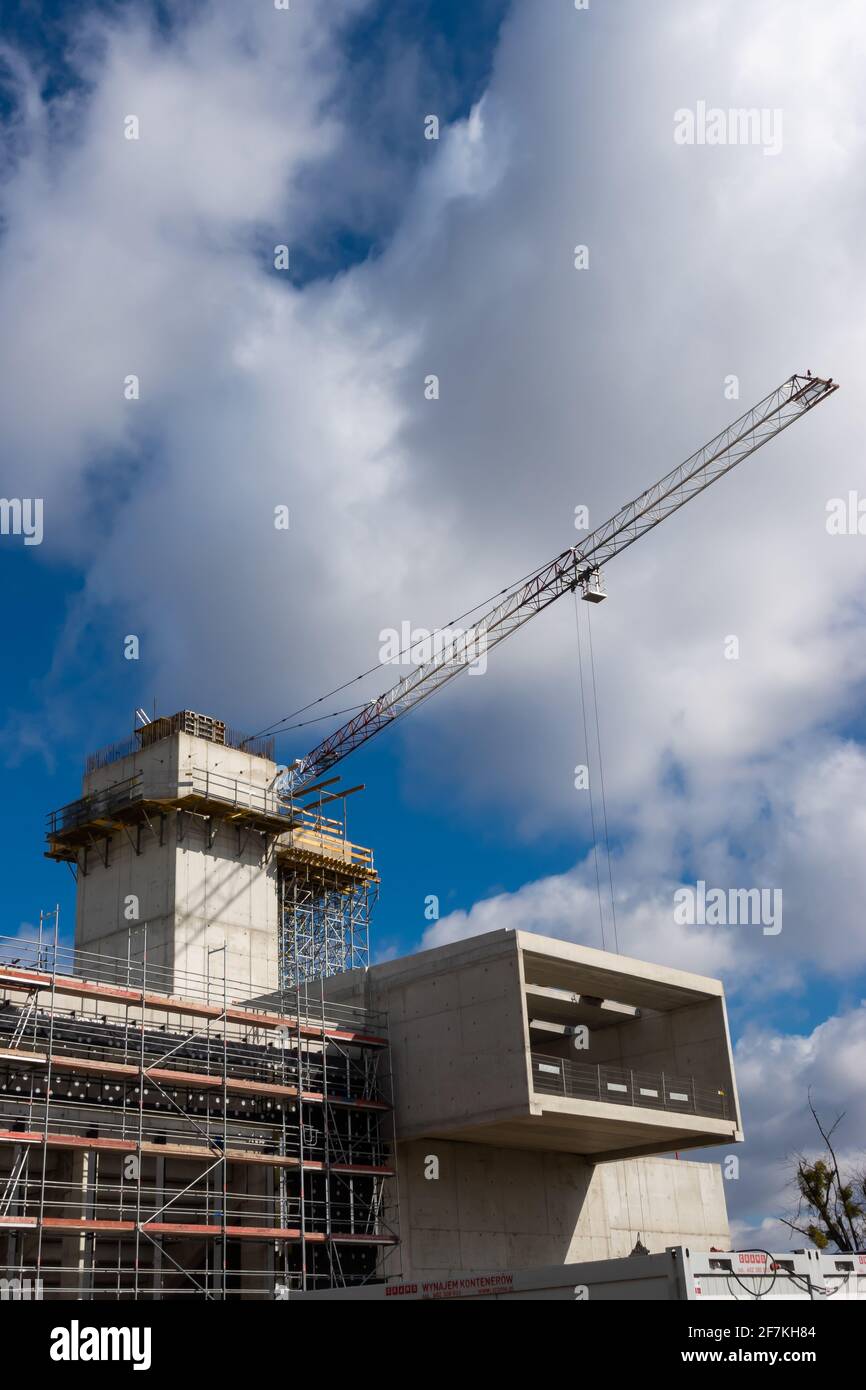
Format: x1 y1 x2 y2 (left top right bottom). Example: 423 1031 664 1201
0 1147 29 1219
8 993 38 1051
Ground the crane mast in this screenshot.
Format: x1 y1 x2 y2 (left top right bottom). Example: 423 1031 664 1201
290 372 837 788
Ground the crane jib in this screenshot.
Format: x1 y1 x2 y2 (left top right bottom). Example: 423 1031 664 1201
290 373 838 787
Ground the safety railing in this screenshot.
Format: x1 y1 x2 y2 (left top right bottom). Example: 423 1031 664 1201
0 934 387 1035
0 1169 394 1236
46 769 374 871
530 1052 730 1121
0 1001 389 1104
46 774 144 837
0 1096 389 1167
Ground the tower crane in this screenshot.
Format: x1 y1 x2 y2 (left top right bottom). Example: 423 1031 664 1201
288 372 838 790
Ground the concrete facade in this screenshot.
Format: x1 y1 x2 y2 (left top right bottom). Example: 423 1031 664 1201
73 733 282 994
325 928 741 1275
395 1144 729 1276
325 928 743 1160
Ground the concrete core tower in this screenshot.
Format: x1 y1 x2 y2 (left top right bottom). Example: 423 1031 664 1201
47 711 376 996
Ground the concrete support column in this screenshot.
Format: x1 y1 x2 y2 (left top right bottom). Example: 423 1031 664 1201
239 1164 274 1299
58 1150 96 1299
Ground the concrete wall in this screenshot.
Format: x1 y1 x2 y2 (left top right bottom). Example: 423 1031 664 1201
372 933 528 1139
326 930 737 1276
324 936 526 1137
83 731 276 801
395 1140 729 1277
172 816 280 993
326 929 742 1154
535 1000 735 1110
74 732 280 995
584 1001 731 1087
75 826 178 969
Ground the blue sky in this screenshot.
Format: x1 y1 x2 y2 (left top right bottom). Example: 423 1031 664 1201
2 0 866 1247
0 0 509 936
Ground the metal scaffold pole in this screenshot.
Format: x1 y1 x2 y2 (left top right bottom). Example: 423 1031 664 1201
34 904 59 1292
0 913 395 1299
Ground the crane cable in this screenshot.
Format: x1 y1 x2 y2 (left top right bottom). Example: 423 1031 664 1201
244 549 577 745
574 593 606 951
586 603 619 954
573 593 619 954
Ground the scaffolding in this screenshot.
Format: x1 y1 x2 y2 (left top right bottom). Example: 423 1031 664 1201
0 918 398 1300
276 795 377 989
45 739 377 989
278 861 376 989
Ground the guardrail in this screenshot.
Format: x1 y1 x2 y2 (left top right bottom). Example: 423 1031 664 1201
46 768 375 872
182 768 291 819
0 1003 388 1104
531 1052 730 1121
0 934 387 1033
46 774 145 837
46 768 299 837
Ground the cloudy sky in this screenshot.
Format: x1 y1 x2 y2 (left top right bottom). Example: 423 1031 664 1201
2 0 865 1248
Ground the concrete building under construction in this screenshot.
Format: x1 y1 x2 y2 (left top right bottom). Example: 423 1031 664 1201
0 712 742 1298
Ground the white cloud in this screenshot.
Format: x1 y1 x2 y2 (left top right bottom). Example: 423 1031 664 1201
728 1004 866 1249
3 0 866 1240
4 0 865 771
424 737 866 988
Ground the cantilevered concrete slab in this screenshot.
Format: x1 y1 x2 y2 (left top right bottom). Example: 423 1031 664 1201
324 928 743 1164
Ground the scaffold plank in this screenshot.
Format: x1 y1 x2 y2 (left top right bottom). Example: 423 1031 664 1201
0 965 387 1046
0 1128 395 1176
0 1044 390 1110
0 1213 398 1244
